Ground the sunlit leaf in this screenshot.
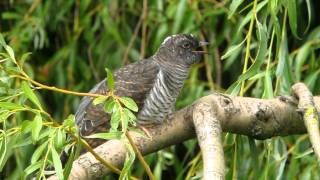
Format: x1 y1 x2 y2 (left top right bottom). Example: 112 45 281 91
51 146 64 180
31 141 48 163
123 108 137 123
4 45 16 63
286 0 299 38
85 132 122 140
119 97 138 112
110 107 121 132
228 0 244 18
0 131 7 171
221 38 246 60
24 161 43 176
31 114 43 142
120 141 135 180
295 44 310 81
21 81 43 110
0 102 25 110
103 98 115 113
55 129 66 149
105 68 114 92
93 96 108 106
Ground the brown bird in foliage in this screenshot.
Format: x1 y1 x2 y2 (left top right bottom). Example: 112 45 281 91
75 34 208 147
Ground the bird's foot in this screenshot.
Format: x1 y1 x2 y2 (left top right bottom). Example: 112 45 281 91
136 124 155 139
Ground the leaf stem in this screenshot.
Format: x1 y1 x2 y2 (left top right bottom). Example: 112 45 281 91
126 132 155 180
240 0 258 96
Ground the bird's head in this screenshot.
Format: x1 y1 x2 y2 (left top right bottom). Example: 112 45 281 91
155 34 208 66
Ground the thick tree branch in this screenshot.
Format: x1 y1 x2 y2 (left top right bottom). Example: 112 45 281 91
49 93 320 179
193 102 224 180
292 83 320 161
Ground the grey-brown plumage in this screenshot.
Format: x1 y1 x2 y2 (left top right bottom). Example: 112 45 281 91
75 34 206 146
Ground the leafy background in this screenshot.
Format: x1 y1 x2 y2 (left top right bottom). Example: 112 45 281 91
0 0 320 179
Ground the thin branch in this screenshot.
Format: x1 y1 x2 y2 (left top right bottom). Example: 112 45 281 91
122 15 143 64
126 132 155 180
140 0 148 59
240 0 258 96
11 74 110 98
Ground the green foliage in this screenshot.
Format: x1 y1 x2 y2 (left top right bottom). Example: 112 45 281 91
0 0 320 179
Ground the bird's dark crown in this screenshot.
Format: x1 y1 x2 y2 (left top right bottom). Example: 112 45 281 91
155 34 204 66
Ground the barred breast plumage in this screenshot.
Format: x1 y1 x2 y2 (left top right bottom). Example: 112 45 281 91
75 34 206 147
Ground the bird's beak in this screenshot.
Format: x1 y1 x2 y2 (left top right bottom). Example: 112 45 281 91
192 41 209 54
199 41 210 47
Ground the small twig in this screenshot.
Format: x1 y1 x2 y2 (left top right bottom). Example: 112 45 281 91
11 74 110 98
212 32 222 87
24 0 42 19
190 2 214 90
79 138 123 175
87 45 99 81
240 0 258 96
126 132 155 180
292 83 320 161
123 15 143 64
140 0 148 59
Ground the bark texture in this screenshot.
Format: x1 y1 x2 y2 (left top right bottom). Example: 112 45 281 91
48 93 320 180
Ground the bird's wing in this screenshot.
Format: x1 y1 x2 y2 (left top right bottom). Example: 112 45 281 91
75 59 159 136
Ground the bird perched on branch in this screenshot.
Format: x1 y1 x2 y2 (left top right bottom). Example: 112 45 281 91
75 34 208 147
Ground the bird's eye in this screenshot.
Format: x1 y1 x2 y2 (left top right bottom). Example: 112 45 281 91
182 42 191 49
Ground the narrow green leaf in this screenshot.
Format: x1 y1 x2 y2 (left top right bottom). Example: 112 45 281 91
93 96 108 106
20 52 32 68
263 70 273 99
0 111 12 123
0 33 6 47
119 97 138 112
303 0 311 34
294 148 313 159
54 129 65 149
51 146 64 180
24 161 43 176
0 131 7 171
123 108 137 124
4 45 16 63
255 19 268 62
295 44 310 81
21 81 43 110
104 99 115 113
228 0 244 18
105 68 114 91
172 0 186 33
32 114 43 142
286 0 299 38
305 70 320 91
1 12 21 20
276 34 287 76
63 115 75 127
63 147 75 179
237 0 268 33
121 112 129 132
0 102 25 110
21 120 32 133
31 141 48 163
110 108 121 132
84 132 122 140
120 142 135 180
221 38 246 60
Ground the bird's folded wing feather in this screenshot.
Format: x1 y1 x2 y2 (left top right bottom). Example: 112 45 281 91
75 59 159 136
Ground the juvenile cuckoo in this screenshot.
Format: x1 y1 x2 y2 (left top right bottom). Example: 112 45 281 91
75 34 207 147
